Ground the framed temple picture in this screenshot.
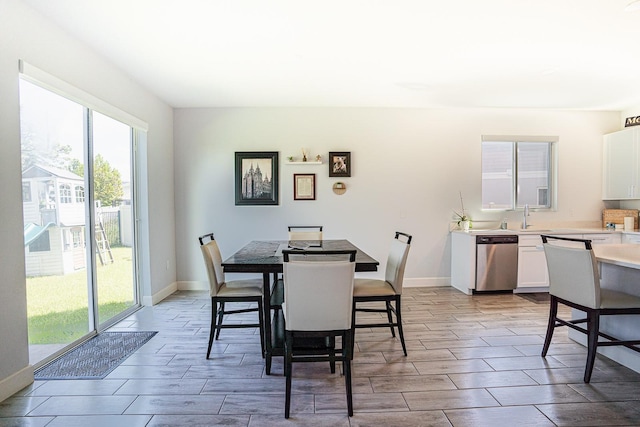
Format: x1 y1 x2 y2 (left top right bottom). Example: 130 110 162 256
235 151 279 205
294 173 316 200
329 152 351 177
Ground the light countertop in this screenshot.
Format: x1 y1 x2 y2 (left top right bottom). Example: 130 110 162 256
452 228 626 236
594 244 640 270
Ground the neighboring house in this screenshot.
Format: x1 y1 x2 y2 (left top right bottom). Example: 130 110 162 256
22 164 86 276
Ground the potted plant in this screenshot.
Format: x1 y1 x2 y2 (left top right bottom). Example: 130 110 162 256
454 191 471 231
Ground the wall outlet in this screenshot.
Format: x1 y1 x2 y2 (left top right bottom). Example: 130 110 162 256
166 260 170 270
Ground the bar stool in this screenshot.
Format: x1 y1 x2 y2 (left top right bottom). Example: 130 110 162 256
199 233 265 359
352 231 412 356
281 249 356 418
541 235 640 382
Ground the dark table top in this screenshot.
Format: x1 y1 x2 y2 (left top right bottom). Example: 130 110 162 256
222 239 379 273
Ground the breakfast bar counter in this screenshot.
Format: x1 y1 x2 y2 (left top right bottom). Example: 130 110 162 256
575 244 640 373
594 244 640 271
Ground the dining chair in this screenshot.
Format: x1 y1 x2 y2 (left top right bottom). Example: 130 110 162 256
198 233 265 359
281 249 356 418
352 231 412 356
541 235 640 382
287 225 323 241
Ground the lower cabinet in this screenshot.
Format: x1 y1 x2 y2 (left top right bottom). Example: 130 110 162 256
517 236 549 289
516 233 622 291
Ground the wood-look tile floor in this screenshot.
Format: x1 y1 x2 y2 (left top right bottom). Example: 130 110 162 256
3 287 640 426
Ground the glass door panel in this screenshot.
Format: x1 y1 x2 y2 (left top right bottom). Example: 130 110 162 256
19 79 91 363
92 112 136 326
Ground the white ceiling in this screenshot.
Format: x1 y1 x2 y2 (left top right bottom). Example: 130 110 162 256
23 0 640 110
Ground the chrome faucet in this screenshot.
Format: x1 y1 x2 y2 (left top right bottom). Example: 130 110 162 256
522 204 530 229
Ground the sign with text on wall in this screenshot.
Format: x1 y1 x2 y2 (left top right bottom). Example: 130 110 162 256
625 116 640 127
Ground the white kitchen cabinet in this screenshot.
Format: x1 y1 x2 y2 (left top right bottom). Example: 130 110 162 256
623 233 640 244
450 232 476 295
516 233 594 290
517 235 548 288
603 127 640 200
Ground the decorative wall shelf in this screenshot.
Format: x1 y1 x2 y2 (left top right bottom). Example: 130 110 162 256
285 161 323 165
332 182 347 195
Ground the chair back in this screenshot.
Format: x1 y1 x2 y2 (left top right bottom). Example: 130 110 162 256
288 225 323 241
541 235 600 309
385 232 412 294
282 250 356 331
199 234 225 297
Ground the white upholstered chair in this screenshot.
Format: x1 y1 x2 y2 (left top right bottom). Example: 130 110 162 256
199 233 265 359
287 225 323 241
352 231 412 356
282 249 356 418
541 235 640 382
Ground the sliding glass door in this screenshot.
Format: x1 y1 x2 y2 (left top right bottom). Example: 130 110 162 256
92 112 137 326
19 78 140 365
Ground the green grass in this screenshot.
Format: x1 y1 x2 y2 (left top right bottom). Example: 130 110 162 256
27 246 135 344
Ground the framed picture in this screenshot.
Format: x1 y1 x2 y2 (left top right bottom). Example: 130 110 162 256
294 173 316 200
329 152 351 177
235 151 279 205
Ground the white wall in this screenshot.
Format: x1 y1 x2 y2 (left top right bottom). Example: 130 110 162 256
0 0 175 400
174 107 621 288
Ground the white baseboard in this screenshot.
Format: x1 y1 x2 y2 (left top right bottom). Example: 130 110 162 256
404 277 451 288
177 280 208 291
141 281 210 306
0 365 34 403
144 278 453 307
142 281 177 306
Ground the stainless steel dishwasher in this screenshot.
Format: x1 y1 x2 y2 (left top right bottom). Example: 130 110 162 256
475 235 519 292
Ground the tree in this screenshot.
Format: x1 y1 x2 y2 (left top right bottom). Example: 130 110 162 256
91 155 123 207
69 155 123 207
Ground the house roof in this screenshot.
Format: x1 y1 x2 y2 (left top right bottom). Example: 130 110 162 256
22 164 83 181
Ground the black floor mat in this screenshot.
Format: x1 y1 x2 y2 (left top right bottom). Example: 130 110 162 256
517 292 550 304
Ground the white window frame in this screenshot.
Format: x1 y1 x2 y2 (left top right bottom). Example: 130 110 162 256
481 135 558 211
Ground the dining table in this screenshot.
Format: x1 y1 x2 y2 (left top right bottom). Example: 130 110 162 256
221 239 379 374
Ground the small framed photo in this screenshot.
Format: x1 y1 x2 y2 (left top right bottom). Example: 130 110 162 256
293 173 316 200
235 151 279 205
329 152 351 177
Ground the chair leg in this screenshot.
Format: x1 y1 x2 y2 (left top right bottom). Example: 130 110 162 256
351 300 357 356
584 310 600 383
284 331 293 419
215 302 225 340
395 296 407 357
257 298 266 359
385 301 396 337
329 336 336 374
206 298 217 359
541 295 558 357
343 331 354 416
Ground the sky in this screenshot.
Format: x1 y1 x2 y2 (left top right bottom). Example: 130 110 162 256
19 79 132 179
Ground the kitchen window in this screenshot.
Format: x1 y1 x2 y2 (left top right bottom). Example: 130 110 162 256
481 136 556 211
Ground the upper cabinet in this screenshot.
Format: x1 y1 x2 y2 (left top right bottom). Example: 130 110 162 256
603 127 640 200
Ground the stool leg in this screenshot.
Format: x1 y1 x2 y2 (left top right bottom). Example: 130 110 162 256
541 296 558 357
395 296 407 356
284 331 293 418
584 310 600 383
206 298 217 359
215 302 225 340
386 301 396 337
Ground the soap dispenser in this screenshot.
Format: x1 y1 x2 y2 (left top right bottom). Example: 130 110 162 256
500 218 508 230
